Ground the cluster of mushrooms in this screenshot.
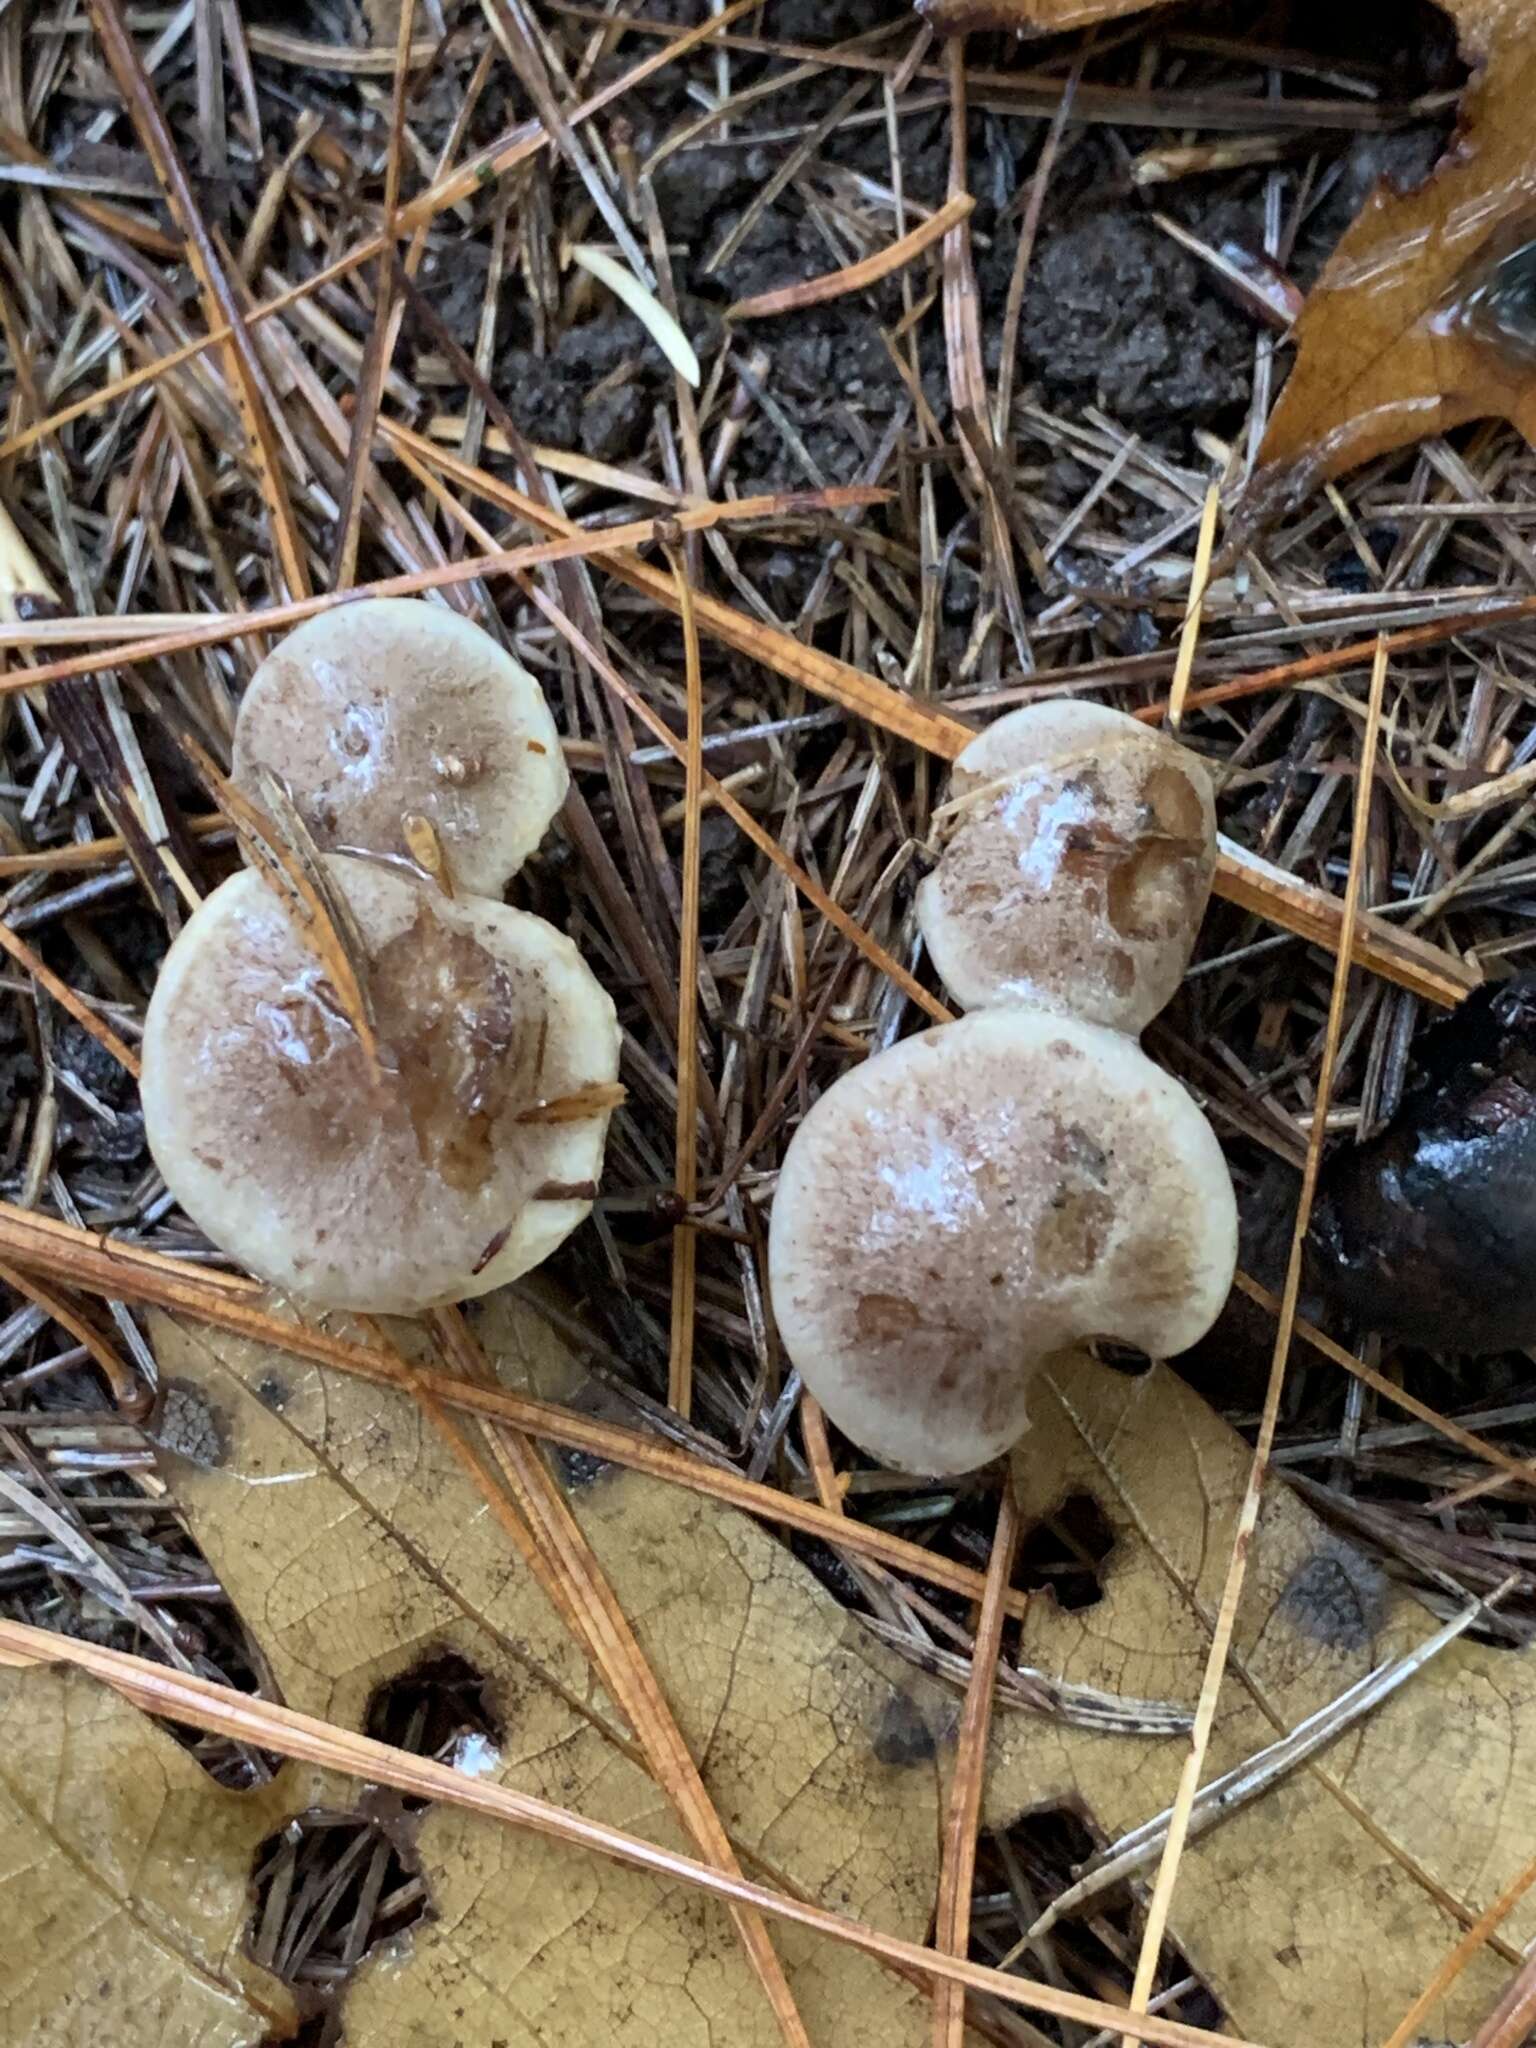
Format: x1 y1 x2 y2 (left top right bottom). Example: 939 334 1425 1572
141 598 621 1315
768 701 1239 1475
142 609 1236 1470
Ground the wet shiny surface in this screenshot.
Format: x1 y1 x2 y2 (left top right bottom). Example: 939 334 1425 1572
1308 975 1536 1353
1441 223 1536 367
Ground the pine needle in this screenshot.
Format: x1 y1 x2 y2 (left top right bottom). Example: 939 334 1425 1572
1118 634 1391 2046
666 538 704 1419
430 1306 810 2048
931 1480 1020 2048
1167 478 1221 732
572 245 701 385
0 1199 1033 1618
728 192 975 322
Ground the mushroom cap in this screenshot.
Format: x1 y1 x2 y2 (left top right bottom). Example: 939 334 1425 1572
142 856 619 1313
232 597 567 897
768 1006 1236 1474
917 700 1217 1032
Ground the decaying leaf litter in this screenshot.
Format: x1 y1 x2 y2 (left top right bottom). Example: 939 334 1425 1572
7 0 1536 2042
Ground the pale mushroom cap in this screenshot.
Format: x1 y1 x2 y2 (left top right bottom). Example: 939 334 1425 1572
917 700 1217 1032
142 857 619 1313
768 1006 1236 1474
232 598 568 897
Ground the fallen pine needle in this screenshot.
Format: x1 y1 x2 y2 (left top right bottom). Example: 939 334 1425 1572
385 419 1475 1008
572 243 701 384
666 537 704 1417
1168 478 1221 733
0 917 142 1079
1031 1580 1511 1939
931 1480 1020 2048
515 1081 628 1124
1236 1270 1536 1495
0 0 759 467
1382 1848 1536 2048
1118 635 1390 2046
0 1200 1025 1617
424 1306 809 2048
0 1257 145 1415
729 192 975 321
0 486 889 675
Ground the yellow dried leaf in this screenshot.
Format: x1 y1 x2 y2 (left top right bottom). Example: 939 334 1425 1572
0 1298 950 2046
986 1356 1536 2045
0 1667 299 2046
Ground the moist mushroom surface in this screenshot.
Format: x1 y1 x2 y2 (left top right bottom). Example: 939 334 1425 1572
917 700 1217 1032
142 856 619 1313
232 597 567 897
768 1006 1237 1474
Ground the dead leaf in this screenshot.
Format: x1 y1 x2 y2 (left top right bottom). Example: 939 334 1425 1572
0 1668 298 2045
986 1356 1536 2046
1251 1 1536 518
0 1298 950 2046
916 0 1158 34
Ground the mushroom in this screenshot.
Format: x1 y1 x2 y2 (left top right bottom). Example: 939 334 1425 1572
917 700 1217 1033
232 597 567 897
767 1006 1236 1474
141 855 620 1314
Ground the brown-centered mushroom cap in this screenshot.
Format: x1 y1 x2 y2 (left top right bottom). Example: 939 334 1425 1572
142 856 619 1313
768 1005 1236 1475
232 597 567 898
917 700 1217 1033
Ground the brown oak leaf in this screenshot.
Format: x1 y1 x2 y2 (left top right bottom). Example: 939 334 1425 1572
1251 0 1536 519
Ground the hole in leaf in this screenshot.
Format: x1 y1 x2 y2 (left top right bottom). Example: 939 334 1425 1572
248 1808 426 2039
1093 1339 1154 1378
248 1652 502 2039
1014 1491 1115 1611
363 1650 504 1808
364 1649 504 1751
271 2016 328 2048
973 1807 1226 2033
